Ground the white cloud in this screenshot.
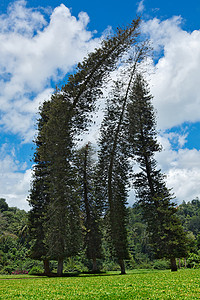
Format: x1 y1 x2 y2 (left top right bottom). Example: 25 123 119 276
142 17 200 130
0 143 31 210
137 16 200 203
156 134 200 203
167 168 200 203
1 169 32 211
0 1 100 142
0 88 53 143
0 0 47 36
137 0 145 14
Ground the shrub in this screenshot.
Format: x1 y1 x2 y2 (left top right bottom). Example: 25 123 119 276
29 266 43 275
187 253 200 268
153 260 170 270
22 259 43 272
135 262 153 269
102 261 120 272
0 265 14 275
63 257 87 273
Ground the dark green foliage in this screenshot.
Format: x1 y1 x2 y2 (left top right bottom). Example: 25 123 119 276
0 198 8 212
28 101 51 266
177 198 200 236
0 198 199 274
1 207 27 238
59 17 142 135
74 143 103 271
28 265 43 275
40 96 81 266
97 80 132 273
128 74 188 270
96 39 149 274
0 200 31 274
153 259 170 270
176 198 200 259
186 252 200 268
127 205 152 266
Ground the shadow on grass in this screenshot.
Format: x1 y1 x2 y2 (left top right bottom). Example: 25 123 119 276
39 271 120 278
0 271 118 280
36 269 163 278
0 269 166 280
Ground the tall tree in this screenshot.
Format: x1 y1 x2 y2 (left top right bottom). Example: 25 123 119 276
97 81 130 274
74 143 103 272
128 73 188 271
29 18 143 276
39 94 81 276
28 100 51 276
97 42 148 274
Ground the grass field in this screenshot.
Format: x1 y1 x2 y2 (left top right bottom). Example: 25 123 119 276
0 269 200 299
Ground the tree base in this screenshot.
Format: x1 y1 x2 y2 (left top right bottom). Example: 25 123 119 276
170 257 178 272
43 259 51 276
92 258 98 273
119 259 126 275
57 258 63 276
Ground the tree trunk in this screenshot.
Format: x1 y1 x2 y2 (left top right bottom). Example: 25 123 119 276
57 258 63 276
178 258 181 269
119 259 126 274
184 257 187 268
92 257 98 273
170 257 178 272
43 259 51 276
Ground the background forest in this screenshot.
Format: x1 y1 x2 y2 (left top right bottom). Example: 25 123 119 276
0 197 200 275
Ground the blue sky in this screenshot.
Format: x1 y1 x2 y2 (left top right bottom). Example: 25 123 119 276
1 0 200 210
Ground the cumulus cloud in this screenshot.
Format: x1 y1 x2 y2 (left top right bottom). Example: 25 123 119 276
0 168 32 211
0 143 31 210
142 16 200 130
0 0 100 142
167 168 200 203
156 134 200 203
134 16 200 203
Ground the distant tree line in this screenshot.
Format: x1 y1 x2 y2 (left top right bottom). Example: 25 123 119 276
26 17 190 276
0 197 200 274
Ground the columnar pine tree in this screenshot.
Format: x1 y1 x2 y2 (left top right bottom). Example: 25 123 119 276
97 80 134 274
97 42 148 274
74 143 103 272
40 94 81 276
128 73 188 271
29 18 143 276
28 101 51 276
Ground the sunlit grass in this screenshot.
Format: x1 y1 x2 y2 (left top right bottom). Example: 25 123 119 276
0 269 200 299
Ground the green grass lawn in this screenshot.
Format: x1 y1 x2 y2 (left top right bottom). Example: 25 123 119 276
0 269 200 299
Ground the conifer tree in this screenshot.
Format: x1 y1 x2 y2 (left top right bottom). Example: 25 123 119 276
97 42 148 274
42 95 82 276
28 100 51 276
128 74 188 271
97 82 130 274
74 143 103 272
